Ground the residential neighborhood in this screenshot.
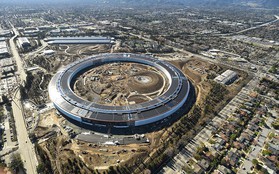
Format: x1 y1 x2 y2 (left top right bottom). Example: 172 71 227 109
161 77 279 174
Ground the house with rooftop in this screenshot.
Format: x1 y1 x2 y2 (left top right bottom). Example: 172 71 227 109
197 159 210 171
193 163 204 174
268 142 279 155
224 148 241 167
216 165 232 174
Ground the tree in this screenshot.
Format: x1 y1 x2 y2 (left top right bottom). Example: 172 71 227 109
2 95 9 104
230 133 237 142
271 119 279 130
182 165 194 173
37 163 49 174
29 132 37 143
252 159 258 165
252 159 261 171
19 84 27 99
108 166 117 174
9 153 24 173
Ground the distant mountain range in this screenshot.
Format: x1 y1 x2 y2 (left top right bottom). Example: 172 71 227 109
181 0 279 7
2 0 279 8
113 0 279 7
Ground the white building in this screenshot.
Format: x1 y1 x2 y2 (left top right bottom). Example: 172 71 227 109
43 49 55 55
214 70 238 85
0 30 12 37
23 28 39 36
0 41 9 58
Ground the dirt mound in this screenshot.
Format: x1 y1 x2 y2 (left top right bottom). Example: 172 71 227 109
73 62 169 106
129 71 164 94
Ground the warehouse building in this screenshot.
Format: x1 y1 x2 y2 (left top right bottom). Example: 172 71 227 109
214 70 238 85
23 28 39 36
43 49 55 55
0 40 9 58
45 36 115 45
0 30 12 37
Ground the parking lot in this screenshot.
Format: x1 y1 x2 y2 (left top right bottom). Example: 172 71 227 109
0 106 18 164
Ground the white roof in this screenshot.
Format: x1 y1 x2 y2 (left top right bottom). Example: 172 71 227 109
214 69 237 84
43 50 55 54
0 48 8 54
18 37 30 44
0 41 7 49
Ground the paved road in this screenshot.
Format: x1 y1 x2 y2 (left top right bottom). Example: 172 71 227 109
129 33 255 76
9 23 38 174
9 23 26 82
26 40 48 59
213 15 279 36
12 89 37 174
130 32 275 174
234 16 278 35
130 22 279 82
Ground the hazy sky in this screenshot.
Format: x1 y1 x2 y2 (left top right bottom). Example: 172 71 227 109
1 0 90 3
0 0 99 6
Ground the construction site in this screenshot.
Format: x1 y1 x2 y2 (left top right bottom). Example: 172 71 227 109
17 38 251 173
73 62 169 106
29 51 250 173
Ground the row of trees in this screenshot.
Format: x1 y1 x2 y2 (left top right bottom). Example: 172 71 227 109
9 153 24 173
20 71 51 105
35 143 53 174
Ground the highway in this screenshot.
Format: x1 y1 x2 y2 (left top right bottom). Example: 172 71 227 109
147 15 279 38
231 15 279 35
213 15 279 36
9 23 38 174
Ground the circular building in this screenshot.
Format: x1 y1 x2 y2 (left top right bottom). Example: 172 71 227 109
48 53 191 128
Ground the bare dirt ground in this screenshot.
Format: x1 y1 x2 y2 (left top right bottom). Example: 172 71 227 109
27 44 111 73
34 104 177 172
171 59 213 103
73 62 168 106
171 58 248 104
35 110 153 171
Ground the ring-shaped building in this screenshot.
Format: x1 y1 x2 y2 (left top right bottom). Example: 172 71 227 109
48 53 191 128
